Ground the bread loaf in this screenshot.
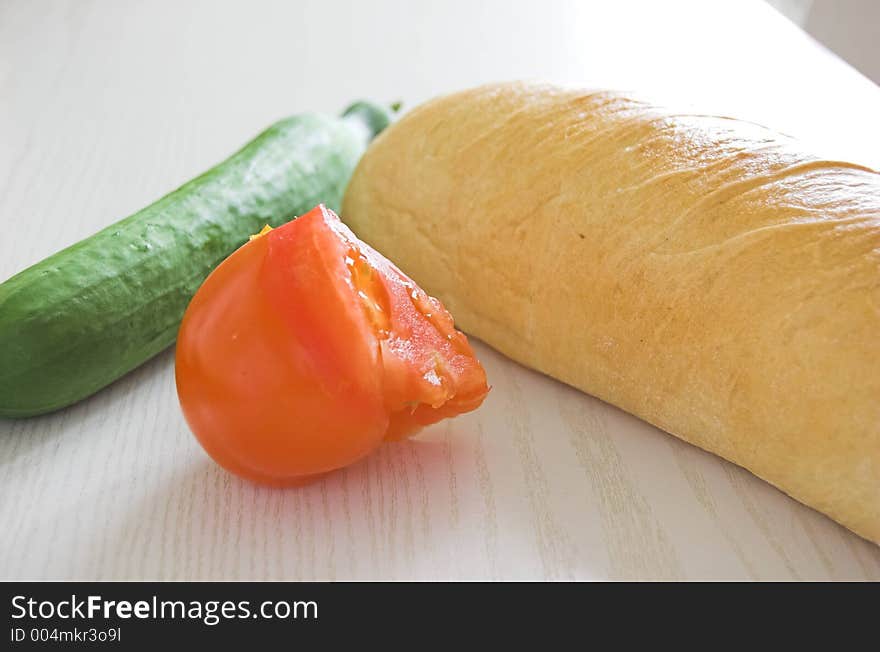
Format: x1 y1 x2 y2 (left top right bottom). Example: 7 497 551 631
341 82 880 543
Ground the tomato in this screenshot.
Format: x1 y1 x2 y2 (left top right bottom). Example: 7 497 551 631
175 205 489 485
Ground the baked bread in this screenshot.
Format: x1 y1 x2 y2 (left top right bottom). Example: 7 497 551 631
341 82 880 543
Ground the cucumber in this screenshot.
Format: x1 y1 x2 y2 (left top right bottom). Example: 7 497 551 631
0 101 392 417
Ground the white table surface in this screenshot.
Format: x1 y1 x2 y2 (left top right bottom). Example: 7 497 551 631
2 0 878 581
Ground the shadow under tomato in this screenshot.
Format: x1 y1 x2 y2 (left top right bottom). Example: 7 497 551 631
76 422 479 581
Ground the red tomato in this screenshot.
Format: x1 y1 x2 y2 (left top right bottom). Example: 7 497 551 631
175 205 489 485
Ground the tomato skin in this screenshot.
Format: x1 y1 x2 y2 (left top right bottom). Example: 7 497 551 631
175 205 488 485
175 231 388 484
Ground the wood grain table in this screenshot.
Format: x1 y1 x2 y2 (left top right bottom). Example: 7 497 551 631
2 0 878 581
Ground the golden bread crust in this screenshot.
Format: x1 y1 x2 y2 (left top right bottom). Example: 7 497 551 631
342 82 880 543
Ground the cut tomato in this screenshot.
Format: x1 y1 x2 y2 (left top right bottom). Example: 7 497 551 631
175 205 489 485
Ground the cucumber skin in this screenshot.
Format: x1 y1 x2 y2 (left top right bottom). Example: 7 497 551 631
0 108 388 417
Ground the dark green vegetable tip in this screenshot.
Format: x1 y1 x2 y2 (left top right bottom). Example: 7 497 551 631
342 101 394 139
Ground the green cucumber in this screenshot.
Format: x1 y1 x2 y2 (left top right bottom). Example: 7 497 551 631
0 101 392 417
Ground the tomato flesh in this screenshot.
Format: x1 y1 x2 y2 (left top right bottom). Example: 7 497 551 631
175 205 489 485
